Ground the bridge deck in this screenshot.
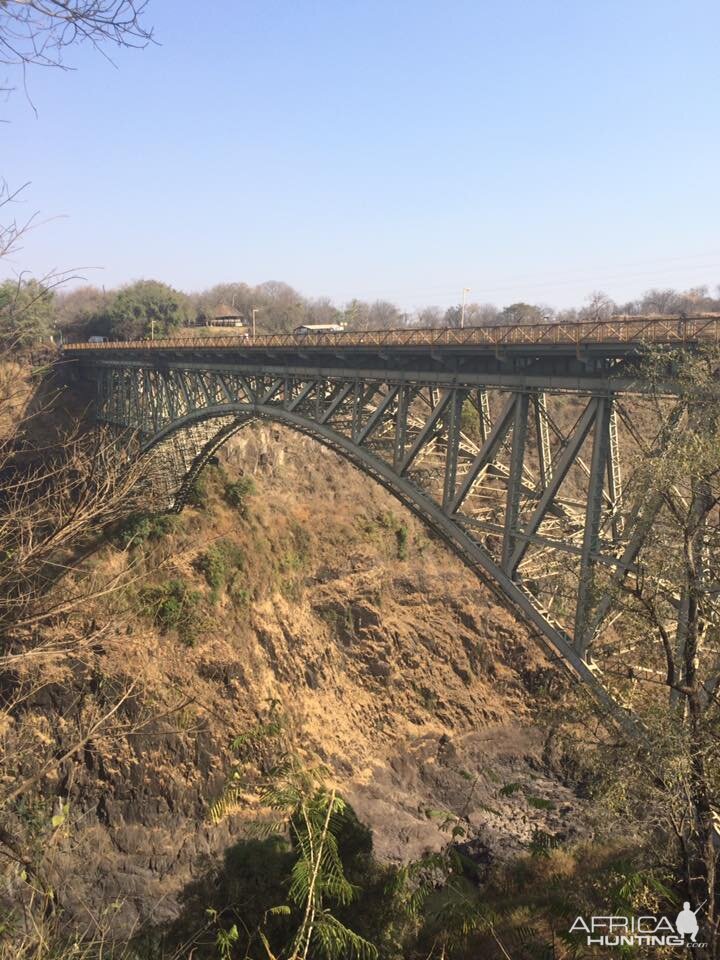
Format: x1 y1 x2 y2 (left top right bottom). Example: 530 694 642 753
63 314 720 356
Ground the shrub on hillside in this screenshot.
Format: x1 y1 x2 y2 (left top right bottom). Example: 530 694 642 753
194 540 244 603
396 523 409 560
185 472 210 509
139 579 204 645
113 512 180 549
224 475 256 514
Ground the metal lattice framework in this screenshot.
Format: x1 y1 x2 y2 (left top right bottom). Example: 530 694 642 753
63 321 710 716
71 350 668 712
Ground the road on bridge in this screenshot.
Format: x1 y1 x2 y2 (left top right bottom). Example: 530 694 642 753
63 314 720 355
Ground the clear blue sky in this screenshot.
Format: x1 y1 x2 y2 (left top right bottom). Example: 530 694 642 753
2 0 719 311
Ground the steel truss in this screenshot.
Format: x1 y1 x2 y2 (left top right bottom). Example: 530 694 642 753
92 360 664 715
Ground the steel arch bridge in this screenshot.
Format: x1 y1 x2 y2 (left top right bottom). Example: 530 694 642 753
63 316 720 715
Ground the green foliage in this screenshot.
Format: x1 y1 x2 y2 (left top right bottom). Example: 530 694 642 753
527 828 561 858
99 280 190 340
210 705 379 960
395 523 408 560
498 302 545 325
0 279 54 348
194 540 244 603
138 579 203 645
499 782 521 797
498 782 555 812
366 511 411 561
185 471 210 509
228 582 251 607
460 399 481 440
113 512 179 549
206 910 239 960
224 475 256 513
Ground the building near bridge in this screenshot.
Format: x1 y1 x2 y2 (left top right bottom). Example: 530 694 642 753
199 304 249 331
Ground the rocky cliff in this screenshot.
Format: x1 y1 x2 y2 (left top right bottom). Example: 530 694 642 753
3 422 586 937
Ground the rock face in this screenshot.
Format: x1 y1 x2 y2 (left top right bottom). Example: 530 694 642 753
4 423 585 936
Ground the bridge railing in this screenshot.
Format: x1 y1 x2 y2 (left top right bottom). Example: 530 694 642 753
62 314 720 352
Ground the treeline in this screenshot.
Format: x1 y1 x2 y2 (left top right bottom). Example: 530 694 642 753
2 275 720 346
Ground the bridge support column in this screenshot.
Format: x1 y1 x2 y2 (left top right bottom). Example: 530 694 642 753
533 391 553 488
502 393 529 573
478 388 491 444
443 389 466 510
393 385 409 470
575 395 612 657
606 401 623 540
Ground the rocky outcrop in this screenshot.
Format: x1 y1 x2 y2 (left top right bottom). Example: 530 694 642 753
4 423 584 937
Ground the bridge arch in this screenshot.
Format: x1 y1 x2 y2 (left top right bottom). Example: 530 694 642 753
76 347 679 726
139 400 615 711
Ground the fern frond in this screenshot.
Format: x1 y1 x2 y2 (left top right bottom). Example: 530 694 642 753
266 904 292 917
312 911 379 960
209 787 243 824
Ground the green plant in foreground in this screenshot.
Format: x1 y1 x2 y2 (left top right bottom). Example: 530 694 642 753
210 707 378 960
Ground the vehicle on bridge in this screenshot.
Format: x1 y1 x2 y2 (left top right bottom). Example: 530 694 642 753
293 323 346 335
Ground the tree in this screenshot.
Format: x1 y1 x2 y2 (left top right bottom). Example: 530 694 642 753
0 1 152 72
340 300 402 331
497 302 545 325
0 0 153 286
443 304 462 328
211 706 378 960
100 279 189 339
579 290 616 322
367 300 402 330
254 281 307 333
0 278 54 348
466 302 499 327
191 281 254 326
442 302 499 328
307 296 341 325
414 305 443 327
578 346 720 954
53 285 106 341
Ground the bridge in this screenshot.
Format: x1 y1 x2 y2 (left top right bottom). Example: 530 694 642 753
62 315 720 715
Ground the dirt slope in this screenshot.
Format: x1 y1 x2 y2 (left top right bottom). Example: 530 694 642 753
4 423 585 936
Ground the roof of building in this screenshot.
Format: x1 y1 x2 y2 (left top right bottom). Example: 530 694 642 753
214 303 244 320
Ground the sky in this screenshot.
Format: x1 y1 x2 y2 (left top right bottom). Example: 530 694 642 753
2 0 720 312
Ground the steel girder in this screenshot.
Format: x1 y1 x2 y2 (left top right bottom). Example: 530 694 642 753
91 360 664 717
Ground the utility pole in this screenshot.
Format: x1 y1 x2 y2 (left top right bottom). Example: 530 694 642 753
251 308 259 338
461 287 470 329
150 318 155 341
